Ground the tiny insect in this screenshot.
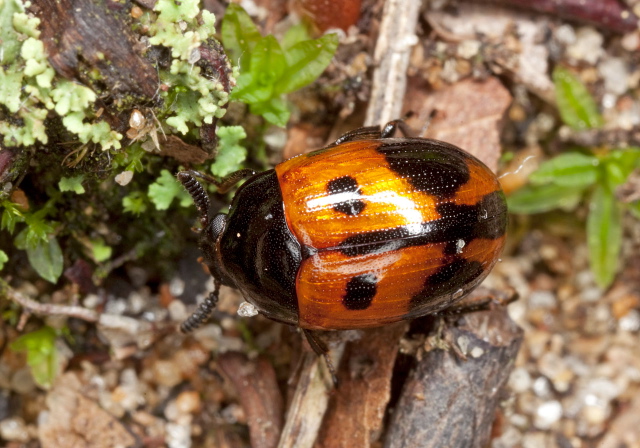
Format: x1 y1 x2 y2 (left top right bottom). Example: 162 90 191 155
178 120 507 365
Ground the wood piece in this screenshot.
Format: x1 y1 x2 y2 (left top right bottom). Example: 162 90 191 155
364 0 421 127
217 352 284 448
467 0 639 33
383 306 523 448
315 323 408 448
278 344 346 448
29 0 158 101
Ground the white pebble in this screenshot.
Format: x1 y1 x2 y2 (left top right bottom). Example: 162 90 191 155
535 401 563 429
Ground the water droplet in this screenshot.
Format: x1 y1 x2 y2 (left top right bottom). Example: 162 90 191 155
452 288 464 300
480 209 488 220
237 302 258 317
456 239 465 253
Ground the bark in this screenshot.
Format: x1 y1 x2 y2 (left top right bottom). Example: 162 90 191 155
384 307 523 448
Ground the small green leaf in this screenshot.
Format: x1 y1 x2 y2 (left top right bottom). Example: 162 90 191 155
232 35 286 104
508 184 585 214
0 250 8 270
530 152 599 188
0 69 24 113
148 170 193 210
587 183 622 288
10 326 59 389
211 126 247 177
0 0 25 64
553 66 604 130
1 201 25 234
630 201 640 220
15 215 55 250
275 33 339 95
58 175 85 194
221 3 262 70
122 191 148 215
90 239 112 263
27 237 63 283
249 97 290 127
154 0 199 22
602 148 640 187
281 23 311 51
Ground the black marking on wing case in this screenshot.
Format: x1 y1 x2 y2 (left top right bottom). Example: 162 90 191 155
327 175 366 216
377 139 471 200
336 190 507 258
342 273 378 310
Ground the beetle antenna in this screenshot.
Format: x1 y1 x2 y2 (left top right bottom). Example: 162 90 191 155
178 171 210 227
181 283 220 333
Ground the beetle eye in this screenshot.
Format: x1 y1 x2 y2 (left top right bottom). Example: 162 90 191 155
209 213 227 239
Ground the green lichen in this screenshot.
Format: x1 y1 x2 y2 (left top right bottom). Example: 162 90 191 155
146 0 232 135
0 0 122 150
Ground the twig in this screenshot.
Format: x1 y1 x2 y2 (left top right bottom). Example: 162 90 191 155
465 0 639 33
365 0 422 127
277 341 347 448
218 352 284 448
1 278 99 323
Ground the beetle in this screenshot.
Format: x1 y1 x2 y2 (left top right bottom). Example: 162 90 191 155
177 120 507 360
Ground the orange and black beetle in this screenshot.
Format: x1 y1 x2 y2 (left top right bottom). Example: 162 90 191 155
178 120 507 353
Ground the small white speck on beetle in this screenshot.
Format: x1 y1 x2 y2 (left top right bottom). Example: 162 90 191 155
238 302 258 317
456 239 465 253
236 233 241 238
470 346 485 358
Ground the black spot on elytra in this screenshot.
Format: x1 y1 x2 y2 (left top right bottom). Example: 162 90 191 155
327 175 366 216
337 190 507 258
409 258 485 308
378 142 471 199
343 274 377 310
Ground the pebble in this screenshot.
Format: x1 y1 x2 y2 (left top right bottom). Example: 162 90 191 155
619 309 640 332
535 401 563 429
457 40 481 59
10 367 36 395
532 376 551 398
566 27 604 64
528 290 556 309
555 24 576 45
599 57 629 95
509 367 532 393
168 299 188 321
112 368 145 412
175 391 201 415
0 417 30 442
166 421 191 448
153 359 183 388
538 352 574 393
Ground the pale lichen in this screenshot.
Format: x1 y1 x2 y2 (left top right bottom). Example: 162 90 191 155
0 0 122 150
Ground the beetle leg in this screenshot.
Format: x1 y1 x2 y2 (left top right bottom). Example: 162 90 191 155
380 119 414 138
180 283 220 333
302 329 338 387
440 287 519 316
215 169 256 194
332 125 383 145
178 171 211 228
